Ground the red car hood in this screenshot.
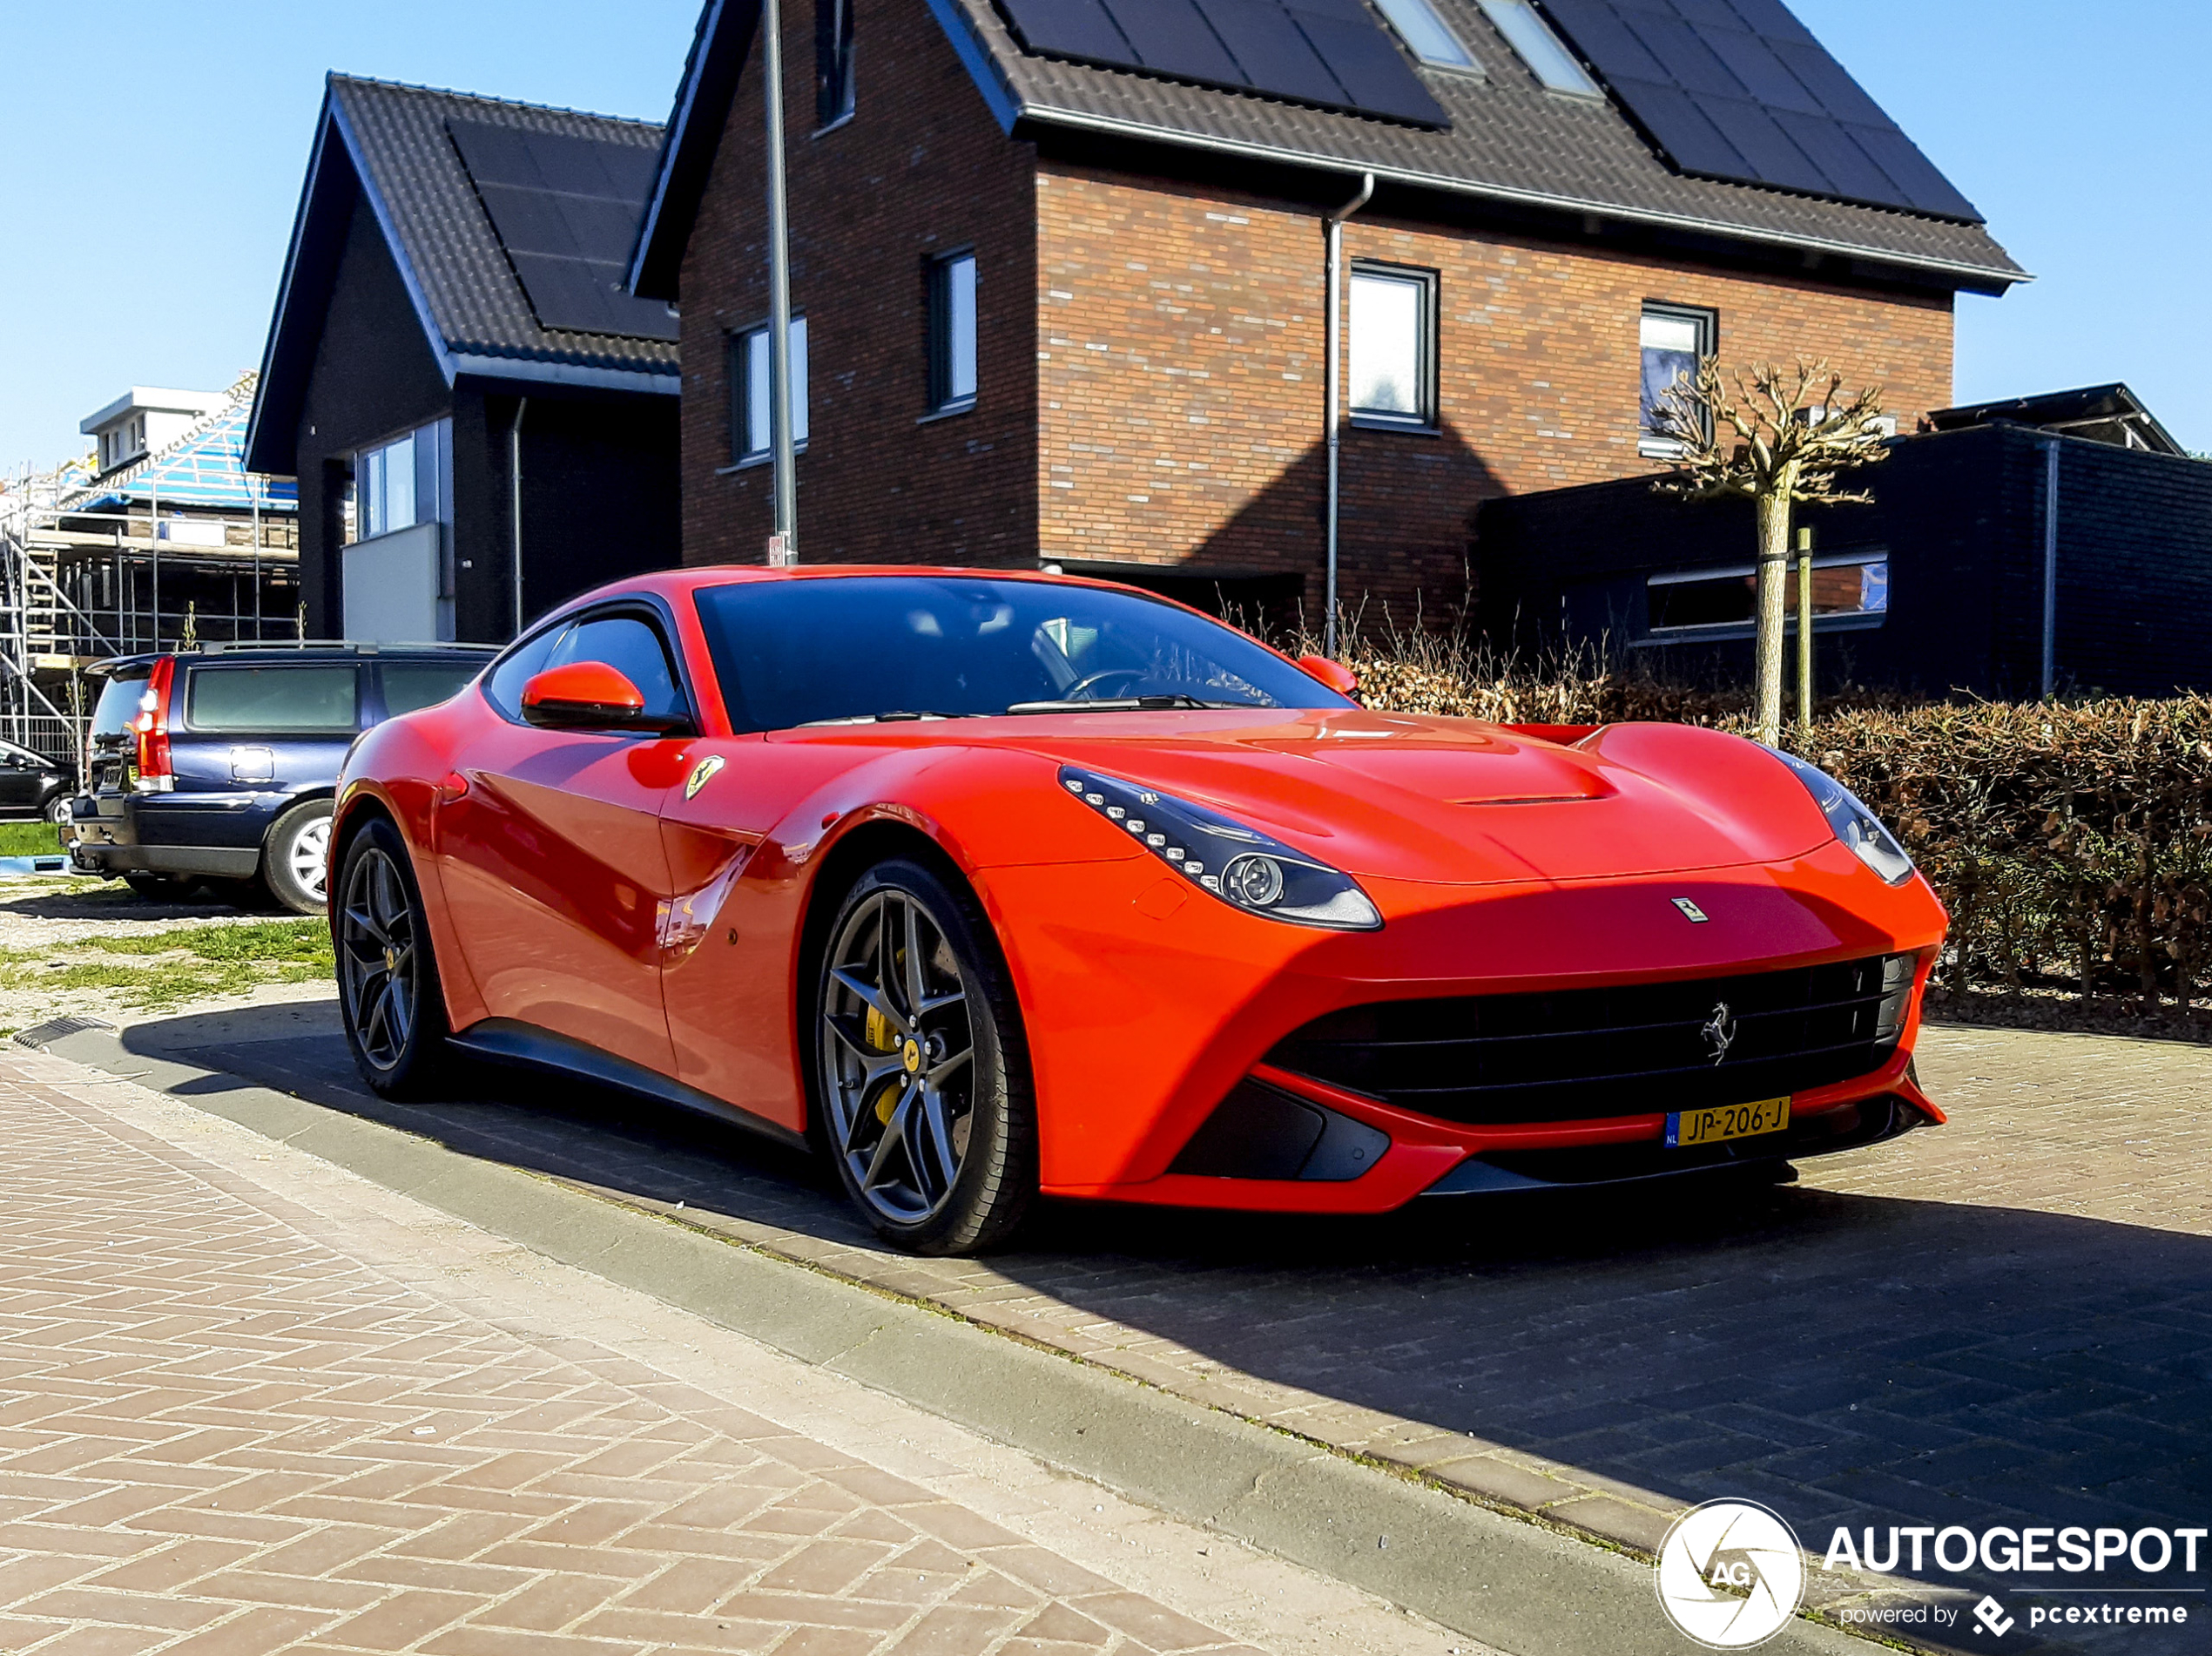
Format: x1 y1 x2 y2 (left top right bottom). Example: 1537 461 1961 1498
792 708 1834 885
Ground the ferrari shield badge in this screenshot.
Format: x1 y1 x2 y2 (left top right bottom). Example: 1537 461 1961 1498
1671 896 1710 923
685 754 725 801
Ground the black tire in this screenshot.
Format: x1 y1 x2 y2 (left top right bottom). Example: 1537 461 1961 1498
41 794 67 826
813 857 1036 1254
334 817 457 1100
262 797 335 915
122 872 195 902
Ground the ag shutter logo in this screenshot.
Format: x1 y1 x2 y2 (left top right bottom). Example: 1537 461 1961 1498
1974 1596 2016 1637
1656 1500 1806 1649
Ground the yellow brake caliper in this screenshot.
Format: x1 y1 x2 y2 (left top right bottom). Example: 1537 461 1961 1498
865 1004 900 1123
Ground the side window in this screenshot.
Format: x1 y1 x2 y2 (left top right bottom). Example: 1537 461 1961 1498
482 625 567 721
1348 263 1438 430
548 614 688 722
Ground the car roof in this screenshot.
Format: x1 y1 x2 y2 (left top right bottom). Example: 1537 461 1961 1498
87 643 497 678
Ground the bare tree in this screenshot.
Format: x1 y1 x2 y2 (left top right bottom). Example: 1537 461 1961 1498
1648 359 1890 747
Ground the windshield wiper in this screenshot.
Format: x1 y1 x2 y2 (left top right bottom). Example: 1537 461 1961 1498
1001 694 1258 714
797 710 973 726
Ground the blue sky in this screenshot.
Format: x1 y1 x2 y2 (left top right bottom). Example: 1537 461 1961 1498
1 2 2204 472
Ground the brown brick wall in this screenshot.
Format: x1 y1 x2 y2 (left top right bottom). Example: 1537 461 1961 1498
676 0 1039 570
1035 163 1954 624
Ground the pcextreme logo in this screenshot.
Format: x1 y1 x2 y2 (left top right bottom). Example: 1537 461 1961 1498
1656 1500 1806 1648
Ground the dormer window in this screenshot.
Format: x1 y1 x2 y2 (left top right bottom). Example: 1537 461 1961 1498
1371 0 1477 70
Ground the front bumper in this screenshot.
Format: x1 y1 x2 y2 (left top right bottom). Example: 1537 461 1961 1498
976 840 1946 1211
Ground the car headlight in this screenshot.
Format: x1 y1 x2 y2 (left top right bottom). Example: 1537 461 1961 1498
1060 765 1382 930
1770 748 1915 885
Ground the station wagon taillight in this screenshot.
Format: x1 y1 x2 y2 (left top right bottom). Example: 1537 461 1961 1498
132 657 175 793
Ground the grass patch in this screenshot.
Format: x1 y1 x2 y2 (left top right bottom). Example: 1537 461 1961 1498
0 822 61 855
0 918 334 1010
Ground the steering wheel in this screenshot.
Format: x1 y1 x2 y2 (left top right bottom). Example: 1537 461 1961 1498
1062 667 1148 700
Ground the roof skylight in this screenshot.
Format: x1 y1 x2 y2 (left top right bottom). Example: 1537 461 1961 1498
1476 0 1600 94
1371 0 1479 70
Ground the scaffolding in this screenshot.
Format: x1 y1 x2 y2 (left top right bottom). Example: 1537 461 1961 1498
1 458 302 761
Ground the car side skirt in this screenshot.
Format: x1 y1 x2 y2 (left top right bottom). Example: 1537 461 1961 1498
448 1017 811 1153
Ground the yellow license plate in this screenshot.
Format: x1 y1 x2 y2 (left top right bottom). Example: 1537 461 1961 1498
1667 1097 1791 1148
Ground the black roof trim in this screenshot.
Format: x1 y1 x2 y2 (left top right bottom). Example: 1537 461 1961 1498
1929 383 2186 457
629 0 762 301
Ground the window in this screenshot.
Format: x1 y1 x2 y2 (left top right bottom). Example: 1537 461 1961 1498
1639 303 1716 457
356 421 453 540
1475 0 1599 93
1371 0 1477 67
816 0 855 128
1647 553 1889 635
546 613 689 725
379 659 486 718
927 251 977 414
692 577 1349 734
183 666 360 733
1348 264 1437 429
483 625 564 720
731 318 811 464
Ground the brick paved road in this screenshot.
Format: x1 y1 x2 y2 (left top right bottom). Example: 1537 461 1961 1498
0 1058 1468 1656
47 1000 2212 1646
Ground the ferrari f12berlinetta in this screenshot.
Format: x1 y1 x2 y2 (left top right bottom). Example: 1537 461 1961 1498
331 568 1945 1253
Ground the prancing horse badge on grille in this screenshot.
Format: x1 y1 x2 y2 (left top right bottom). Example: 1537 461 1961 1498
1701 1002 1737 1065
1672 896 1710 923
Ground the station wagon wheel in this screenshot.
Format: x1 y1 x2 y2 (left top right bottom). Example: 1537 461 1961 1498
262 797 335 915
334 818 456 1100
815 859 1035 1254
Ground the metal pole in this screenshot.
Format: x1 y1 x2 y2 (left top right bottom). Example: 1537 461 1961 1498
149 481 159 651
251 491 262 640
762 0 799 564
1322 172 1374 659
510 397 529 638
2040 437 2060 699
1796 524 1812 743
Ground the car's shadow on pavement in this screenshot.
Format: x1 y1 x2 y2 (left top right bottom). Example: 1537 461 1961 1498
121 999 2212 1640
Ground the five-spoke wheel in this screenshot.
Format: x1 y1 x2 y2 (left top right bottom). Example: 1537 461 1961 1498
335 818 454 1098
816 859 1034 1252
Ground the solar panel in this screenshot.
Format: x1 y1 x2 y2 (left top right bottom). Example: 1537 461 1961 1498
446 119 679 341
1532 0 1980 220
995 0 1448 126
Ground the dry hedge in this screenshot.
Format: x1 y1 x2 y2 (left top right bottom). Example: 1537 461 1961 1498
1325 632 2212 1013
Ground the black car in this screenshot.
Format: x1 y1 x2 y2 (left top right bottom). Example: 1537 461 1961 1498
0 739 74 822
67 641 495 912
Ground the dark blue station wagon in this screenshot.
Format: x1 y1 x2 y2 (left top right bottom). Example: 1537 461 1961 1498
68 642 494 912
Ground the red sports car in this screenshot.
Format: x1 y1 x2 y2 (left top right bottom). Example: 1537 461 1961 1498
331 567 1945 1254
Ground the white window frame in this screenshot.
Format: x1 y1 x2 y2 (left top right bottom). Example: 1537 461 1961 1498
1474 0 1601 94
1370 0 1479 70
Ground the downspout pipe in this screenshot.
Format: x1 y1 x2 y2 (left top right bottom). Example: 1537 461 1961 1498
509 397 529 639
2040 435 2060 700
1323 172 1374 660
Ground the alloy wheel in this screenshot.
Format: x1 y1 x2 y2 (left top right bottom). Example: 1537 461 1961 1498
291 814 333 903
338 846 417 1072
819 888 978 1225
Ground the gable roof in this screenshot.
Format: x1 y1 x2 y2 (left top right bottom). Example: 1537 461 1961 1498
248 76 679 476
631 0 2020 299
74 383 299 515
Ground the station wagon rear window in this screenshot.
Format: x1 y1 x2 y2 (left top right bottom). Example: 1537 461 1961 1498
185 666 360 733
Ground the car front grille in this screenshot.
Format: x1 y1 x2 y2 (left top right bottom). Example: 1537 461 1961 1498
1265 954 1916 1126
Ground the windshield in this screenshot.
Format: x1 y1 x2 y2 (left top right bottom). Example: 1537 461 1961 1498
693 577 1348 733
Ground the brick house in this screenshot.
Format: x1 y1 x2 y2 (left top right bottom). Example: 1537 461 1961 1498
627 0 2020 625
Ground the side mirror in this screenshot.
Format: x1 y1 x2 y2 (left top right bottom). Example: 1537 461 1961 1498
521 662 684 733
1298 654 1359 695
